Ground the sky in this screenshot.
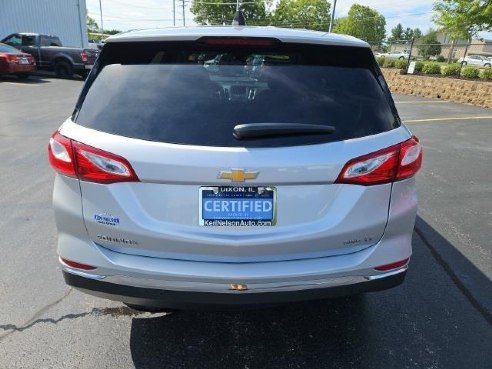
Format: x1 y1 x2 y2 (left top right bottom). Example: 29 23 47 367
85 0 491 40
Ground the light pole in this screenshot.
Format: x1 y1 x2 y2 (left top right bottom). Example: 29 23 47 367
99 0 104 36
329 0 337 33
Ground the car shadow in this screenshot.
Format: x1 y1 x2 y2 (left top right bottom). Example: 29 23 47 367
129 296 372 368
0 75 50 84
128 221 492 369
414 215 492 320
33 71 85 81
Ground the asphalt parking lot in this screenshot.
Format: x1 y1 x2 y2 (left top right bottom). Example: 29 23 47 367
0 75 491 369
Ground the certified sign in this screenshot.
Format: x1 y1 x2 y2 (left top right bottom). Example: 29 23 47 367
199 186 276 226
407 61 416 74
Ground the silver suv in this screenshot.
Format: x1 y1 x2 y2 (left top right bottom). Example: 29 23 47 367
48 27 422 310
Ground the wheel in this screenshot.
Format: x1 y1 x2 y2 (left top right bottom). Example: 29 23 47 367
485 63 491 68
16 74 29 79
81 70 90 79
54 60 73 78
124 303 177 313
399 56 405 60
461 61 467 66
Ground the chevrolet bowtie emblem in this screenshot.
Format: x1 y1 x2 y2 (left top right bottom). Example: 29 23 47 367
218 169 259 182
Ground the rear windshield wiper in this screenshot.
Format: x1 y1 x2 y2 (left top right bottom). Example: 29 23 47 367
233 123 336 140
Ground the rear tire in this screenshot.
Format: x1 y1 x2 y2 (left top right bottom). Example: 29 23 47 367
81 70 90 79
54 61 73 79
461 61 467 66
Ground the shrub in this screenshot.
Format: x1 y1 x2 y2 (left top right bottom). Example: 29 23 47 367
414 61 424 72
376 57 385 67
395 59 408 70
436 55 446 62
441 64 461 77
422 62 441 75
461 66 480 79
480 67 492 81
383 58 396 68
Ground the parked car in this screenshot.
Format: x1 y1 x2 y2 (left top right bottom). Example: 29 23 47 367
0 42 36 78
48 26 422 311
1 33 99 78
88 39 106 50
203 53 243 73
381 51 414 60
458 55 491 67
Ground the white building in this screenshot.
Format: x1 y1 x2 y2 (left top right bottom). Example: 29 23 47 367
0 0 88 48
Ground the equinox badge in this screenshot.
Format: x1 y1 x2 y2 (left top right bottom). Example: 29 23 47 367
218 169 258 182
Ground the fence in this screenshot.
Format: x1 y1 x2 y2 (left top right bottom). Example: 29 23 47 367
385 40 491 62
378 40 492 80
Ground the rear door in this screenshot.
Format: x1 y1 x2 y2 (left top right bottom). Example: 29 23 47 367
68 39 406 263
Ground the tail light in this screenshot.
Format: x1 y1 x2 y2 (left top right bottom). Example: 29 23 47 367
48 131 139 183
80 51 88 62
336 137 422 186
60 258 97 270
375 258 409 271
4 54 18 63
197 37 280 46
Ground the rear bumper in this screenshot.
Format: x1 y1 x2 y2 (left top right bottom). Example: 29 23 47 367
2 64 36 74
72 63 93 72
63 267 407 309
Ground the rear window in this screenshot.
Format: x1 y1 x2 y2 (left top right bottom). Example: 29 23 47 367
74 40 399 148
40 36 62 47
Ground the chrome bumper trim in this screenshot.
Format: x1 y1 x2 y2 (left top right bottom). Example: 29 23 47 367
62 265 407 294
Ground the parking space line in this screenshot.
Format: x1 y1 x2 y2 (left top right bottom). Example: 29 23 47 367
396 101 450 104
2 82 40 86
405 116 492 123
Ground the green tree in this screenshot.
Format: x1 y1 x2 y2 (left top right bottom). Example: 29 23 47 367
417 31 442 59
433 0 492 40
333 4 386 46
388 24 422 43
190 0 269 26
272 0 331 31
410 28 423 40
388 23 403 42
86 15 99 32
104 29 123 36
402 27 422 40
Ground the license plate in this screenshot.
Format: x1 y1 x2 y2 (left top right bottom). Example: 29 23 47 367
199 186 276 226
19 58 29 65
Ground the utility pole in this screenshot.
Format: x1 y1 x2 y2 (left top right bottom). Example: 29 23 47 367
99 0 104 35
182 0 186 27
329 0 337 33
173 0 176 26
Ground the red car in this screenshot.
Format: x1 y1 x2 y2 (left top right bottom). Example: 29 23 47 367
0 42 36 79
